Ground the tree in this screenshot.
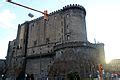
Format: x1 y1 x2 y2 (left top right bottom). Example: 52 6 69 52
67 72 80 80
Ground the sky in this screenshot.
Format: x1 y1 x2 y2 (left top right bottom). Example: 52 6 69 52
0 0 120 63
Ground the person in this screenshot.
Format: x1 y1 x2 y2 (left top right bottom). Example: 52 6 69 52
26 74 30 80
30 74 34 80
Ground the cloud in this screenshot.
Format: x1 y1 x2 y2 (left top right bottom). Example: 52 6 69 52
0 9 17 59
0 9 16 29
0 28 17 59
0 40 8 59
86 5 120 62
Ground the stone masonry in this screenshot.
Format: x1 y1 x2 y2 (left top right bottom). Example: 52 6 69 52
5 4 105 80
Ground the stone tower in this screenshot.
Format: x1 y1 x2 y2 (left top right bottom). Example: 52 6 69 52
5 4 105 80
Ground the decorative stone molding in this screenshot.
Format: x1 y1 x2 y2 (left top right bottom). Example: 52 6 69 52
53 41 95 51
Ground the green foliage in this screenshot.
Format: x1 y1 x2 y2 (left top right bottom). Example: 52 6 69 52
67 72 80 80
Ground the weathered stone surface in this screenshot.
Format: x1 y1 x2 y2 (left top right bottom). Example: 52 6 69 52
5 4 105 80
0 59 5 75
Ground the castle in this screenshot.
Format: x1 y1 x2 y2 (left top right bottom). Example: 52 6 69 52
5 4 105 80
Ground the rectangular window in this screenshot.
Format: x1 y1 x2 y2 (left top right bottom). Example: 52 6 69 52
66 34 70 40
61 21 63 26
34 40 37 46
46 38 50 44
54 16 57 19
66 14 69 18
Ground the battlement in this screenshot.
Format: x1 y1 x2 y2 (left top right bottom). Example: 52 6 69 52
19 4 86 25
49 4 86 15
18 4 88 49
63 4 86 13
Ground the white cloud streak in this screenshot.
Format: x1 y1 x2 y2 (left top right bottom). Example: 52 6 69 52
87 5 120 62
0 9 17 59
0 9 16 29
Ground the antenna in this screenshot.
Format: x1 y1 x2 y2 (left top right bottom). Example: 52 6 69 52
94 38 96 44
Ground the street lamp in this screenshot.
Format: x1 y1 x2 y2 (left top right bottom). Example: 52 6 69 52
89 74 92 80
2 74 4 77
6 0 48 20
115 74 118 79
28 13 34 18
25 73 27 80
2 74 4 79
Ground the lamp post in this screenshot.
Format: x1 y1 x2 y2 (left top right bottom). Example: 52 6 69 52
6 0 48 20
89 74 92 80
115 74 118 80
2 74 4 80
25 73 27 80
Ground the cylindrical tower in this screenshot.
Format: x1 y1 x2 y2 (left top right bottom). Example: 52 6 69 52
63 4 87 42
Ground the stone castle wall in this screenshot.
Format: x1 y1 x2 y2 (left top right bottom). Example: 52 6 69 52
5 4 105 80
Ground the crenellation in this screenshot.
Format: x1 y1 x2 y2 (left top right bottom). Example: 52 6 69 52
18 4 86 27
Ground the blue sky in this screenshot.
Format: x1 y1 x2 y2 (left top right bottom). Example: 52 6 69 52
0 0 120 63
